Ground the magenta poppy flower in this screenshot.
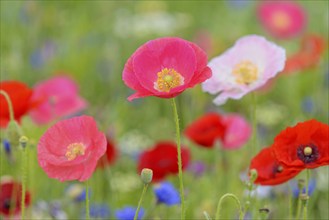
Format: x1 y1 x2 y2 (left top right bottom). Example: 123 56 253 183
29 76 87 125
202 35 286 105
257 1 306 39
122 37 212 101
221 114 252 149
37 115 106 182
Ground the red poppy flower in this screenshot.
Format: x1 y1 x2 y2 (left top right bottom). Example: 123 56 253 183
122 37 212 101
97 138 118 169
272 119 329 169
184 112 251 149
0 177 31 216
184 113 226 148
283 34 326 74
137 141 190 182
250 147 302 185
0 81 33 128
37 115 107 182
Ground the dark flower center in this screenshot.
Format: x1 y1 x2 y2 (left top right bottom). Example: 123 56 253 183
297 144 319 164
3 198 11 210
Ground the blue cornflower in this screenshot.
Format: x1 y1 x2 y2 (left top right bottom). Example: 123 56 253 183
301 97 315 114
115 206 144 220
2 139 11 154
154 182 180 206
291 178 316 198
81 203 110 219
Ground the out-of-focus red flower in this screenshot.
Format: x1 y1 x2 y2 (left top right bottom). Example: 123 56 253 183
272 119 329 169
250 147 302 185
184 112 251 149
0 177 31 216
137 141 190 182
184 113 226 148
283 34 326 74
0 81 33 128
97 138 118 169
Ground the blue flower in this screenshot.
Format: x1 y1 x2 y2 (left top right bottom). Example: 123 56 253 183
65 183 89 202
2 139 11 154
81 203 110 219
291 178 316 198
154 182 180 206
301 97 315 114
115 206 144 220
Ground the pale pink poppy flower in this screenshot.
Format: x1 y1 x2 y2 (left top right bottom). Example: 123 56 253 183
29 76 87 124
222 114 252 149
37 115 106 182
202 35 286 105
122 37 212 101
257 1 306 39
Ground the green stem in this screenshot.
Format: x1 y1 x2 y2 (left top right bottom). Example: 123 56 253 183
21 144 27 219
296 188 303 219
171 98 185 220
85 180 90 220
215 193 243 220
303 169 311 220
251 92 257 156
134 184 149 220
0 90 14 121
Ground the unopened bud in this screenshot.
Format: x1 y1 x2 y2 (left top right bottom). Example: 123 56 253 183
19 136 29 148
249 169 258 183
141 168 153 184
6 121 21 145
259 208 270 220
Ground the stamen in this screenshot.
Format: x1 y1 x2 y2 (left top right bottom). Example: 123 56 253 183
65 142 86 161
272 11 291 29
154 68 184 93
297 144 319 164
232 60 258 85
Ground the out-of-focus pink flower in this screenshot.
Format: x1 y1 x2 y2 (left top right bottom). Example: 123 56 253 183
202 35 286 105
37 115 106 182
257 1 306 39
221 114 252 149
122 37 212 101
29 76 87 125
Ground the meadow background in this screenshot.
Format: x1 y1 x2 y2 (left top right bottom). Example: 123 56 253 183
1 0 328 219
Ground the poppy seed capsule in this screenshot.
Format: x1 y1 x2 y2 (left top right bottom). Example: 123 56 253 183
141 168 153 184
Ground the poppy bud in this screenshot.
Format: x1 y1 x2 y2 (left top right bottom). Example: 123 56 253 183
249 169 258 183
141 168 153 184
6 120 21 145
298 179 305 191
19 136 29 148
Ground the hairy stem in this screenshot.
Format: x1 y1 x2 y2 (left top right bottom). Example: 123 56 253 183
171 98 185 220
134 184 149 220
215 193 243 220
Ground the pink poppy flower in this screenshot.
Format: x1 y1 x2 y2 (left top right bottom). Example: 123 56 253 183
122 37 212 101
37 115 106 182
257 1 306 39
202 35 286 105
29 76 87 125
221 114 252 149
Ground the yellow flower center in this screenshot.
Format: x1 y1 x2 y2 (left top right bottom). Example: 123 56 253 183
154 68 184 93
232 60 259 85
65 142 86 161
272 11 291 30
303 146 312 156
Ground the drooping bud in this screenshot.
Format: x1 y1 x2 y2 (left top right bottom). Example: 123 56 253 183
141 168 153 184
6 120 21 145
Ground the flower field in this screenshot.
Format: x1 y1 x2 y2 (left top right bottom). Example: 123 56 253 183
1 1 328 219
